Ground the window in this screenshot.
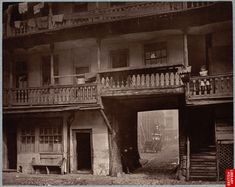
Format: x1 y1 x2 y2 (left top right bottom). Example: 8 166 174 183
15 61 28 88
42 55 59 86
39 125 62 152
76 66 90 75
20 127 35 152
144 42 167 65
73 3 88 12
110 49 129 68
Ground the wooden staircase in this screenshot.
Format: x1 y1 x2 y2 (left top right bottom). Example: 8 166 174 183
190 145 217 181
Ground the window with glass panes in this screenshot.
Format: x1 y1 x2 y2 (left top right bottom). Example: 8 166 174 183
20 127 35 152
144 42 167 65
110 49 129 68
39 125 62 152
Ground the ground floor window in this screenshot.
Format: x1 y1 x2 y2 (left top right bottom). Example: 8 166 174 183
20 127 35 152
39 125 62 152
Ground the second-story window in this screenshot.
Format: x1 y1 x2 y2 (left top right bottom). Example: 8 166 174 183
73 3 88 13
41 55 59 86
110 49 129 68
15 61 28 88
144 42 167 65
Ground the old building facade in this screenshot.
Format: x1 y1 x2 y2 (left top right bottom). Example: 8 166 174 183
3 2 233 181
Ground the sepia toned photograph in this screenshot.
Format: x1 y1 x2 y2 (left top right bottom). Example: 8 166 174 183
2 1 233 185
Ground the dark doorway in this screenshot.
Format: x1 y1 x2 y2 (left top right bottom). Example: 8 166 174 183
6 123 17 169
76 131 92 171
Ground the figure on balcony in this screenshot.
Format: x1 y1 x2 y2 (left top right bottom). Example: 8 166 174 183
199 65 210 94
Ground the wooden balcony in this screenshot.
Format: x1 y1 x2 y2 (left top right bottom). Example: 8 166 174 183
186 73 233 105
3 83 98 108
99 64 184 97
4 2 215 38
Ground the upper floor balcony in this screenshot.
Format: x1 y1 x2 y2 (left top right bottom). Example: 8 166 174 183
186 73 233 105
3 2 215 39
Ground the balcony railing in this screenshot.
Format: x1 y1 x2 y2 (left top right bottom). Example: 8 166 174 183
99 64 184 96
3 83 98 107
4 2 215 38
186 73 233 100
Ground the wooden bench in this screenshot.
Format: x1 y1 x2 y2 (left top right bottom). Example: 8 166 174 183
32 156 66 174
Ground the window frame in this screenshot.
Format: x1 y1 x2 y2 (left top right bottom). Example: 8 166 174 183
41 55 59 86
39 124 63 153
20 126 35 153
109 49 129 69
144 42 167 66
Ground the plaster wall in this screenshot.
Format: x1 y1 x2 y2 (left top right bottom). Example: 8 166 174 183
70 110 109 176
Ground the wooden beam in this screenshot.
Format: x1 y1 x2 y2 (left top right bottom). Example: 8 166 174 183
183 32 189 67
100 109 113 134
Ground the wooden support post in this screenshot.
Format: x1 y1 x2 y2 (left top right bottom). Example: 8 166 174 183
6 5 13 37
97 38 101 70
62 115 68 174
186 136 190 181
100 109 113 134
50 43 55 85
48 3 53 29
183 32 189 67
9 50 14 89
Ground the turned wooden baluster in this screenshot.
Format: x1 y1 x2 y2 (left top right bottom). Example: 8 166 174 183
220 77 224 94
110 77 114 88
150 74 155 87
160 73 164 87
101 77 105 87
192 80 196 95
126 75 131 88
155 73 160 87
137 74 141 87
226 76 230 94
170 72 174 86
146 74 150 87
141 74 145 87
131 75 136 87
165 72 169 86
175 73 180 86
105 77 110 88
209 78 213 94
121 78 125 88
198 79 202 95
116 79 120 88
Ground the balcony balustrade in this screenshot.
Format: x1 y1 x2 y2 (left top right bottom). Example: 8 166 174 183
4 2 215 38
99 64 184 96
3 67 232 108
186 73 233 100
3 83 98 107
